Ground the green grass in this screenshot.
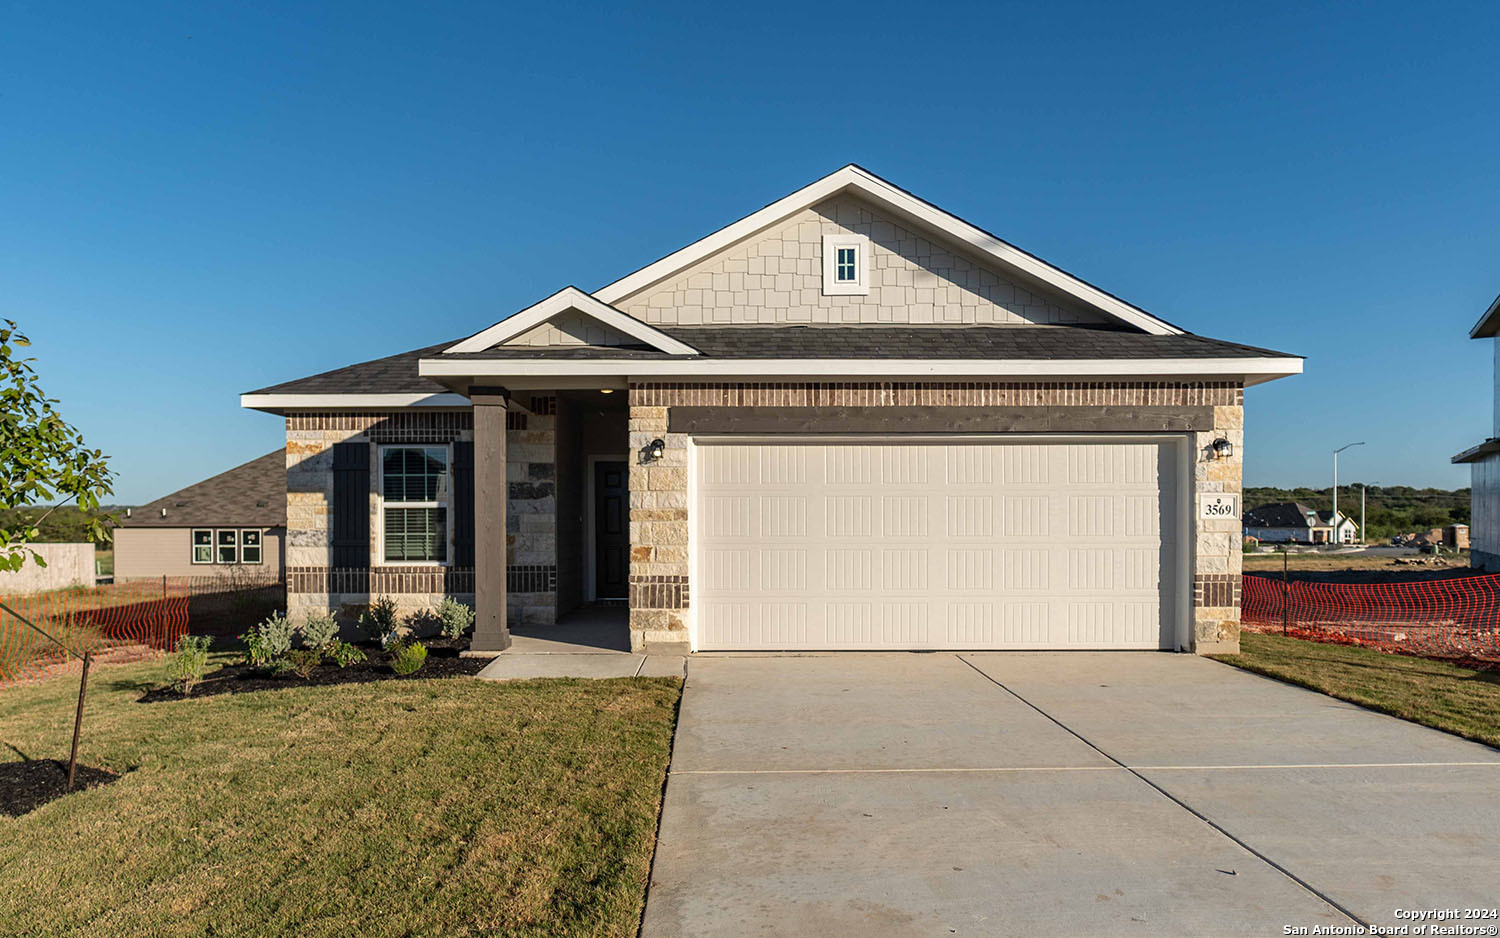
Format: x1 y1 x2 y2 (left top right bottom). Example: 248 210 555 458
1213 632 1500 749
0 654 681 937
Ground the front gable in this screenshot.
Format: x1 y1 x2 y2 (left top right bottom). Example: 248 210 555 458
616 193 1111 327
445 286 699 356
504 309 643 348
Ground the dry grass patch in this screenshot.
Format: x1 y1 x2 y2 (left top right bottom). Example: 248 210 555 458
1213 632 1500 749
0 654 680 937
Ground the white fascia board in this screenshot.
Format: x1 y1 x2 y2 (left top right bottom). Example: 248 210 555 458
418 356 1303 381
593 165 1184 337
444 286 699 356
240 392 472 411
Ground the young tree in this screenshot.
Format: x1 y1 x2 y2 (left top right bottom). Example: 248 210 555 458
0 320 113 571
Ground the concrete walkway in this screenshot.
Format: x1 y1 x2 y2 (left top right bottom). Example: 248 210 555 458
642 652 1500 937
474 608 684 679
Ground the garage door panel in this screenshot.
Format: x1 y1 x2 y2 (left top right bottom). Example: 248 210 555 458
695 440 1178 651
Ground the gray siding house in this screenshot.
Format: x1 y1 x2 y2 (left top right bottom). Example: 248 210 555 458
114 449 286 581
1452 292 1500 571
242 166 1302 655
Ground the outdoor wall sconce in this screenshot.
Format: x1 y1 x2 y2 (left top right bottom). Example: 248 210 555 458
1211 437 1233 460
641 438 666 463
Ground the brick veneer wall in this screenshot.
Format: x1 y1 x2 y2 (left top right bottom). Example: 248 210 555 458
627 380 1245 654
284 402 558 627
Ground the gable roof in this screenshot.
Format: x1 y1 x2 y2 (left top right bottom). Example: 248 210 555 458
446 286 699 356
1469 291 1500 338
242 342 471 409
593 164 1184 336
1244 502 1331 529
121 449 286 528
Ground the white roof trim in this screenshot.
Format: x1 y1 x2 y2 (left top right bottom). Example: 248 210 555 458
419 355 1302 384
445 286 700 356
593 165 1184 337
240 392 472 411
1469 292 1500 338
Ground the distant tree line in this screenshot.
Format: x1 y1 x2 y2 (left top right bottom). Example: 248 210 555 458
0 505 120 546
1244 485 1469 541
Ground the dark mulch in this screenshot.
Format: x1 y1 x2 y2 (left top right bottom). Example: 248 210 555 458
138 649 490 704
0 760 121 817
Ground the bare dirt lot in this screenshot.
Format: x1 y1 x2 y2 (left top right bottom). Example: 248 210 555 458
1243 549 1478 583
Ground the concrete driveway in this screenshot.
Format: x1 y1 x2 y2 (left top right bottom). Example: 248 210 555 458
641 652 1500 938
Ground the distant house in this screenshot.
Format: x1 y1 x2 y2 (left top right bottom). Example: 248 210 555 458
114 450 286 580
1243 502 1359 544
1452 292 1500 571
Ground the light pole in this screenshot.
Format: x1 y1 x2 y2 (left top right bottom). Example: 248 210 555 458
1333 442 1365 545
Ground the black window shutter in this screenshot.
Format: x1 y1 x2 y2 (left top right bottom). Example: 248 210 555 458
452 441 475 567
331 442 370 568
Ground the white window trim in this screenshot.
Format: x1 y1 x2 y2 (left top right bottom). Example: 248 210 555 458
376 443 453 567
191 529 213 564
822 234 869 296
239 528 264 565
214 528 239 565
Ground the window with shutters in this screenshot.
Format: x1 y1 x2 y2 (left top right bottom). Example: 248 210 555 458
379 445 450 563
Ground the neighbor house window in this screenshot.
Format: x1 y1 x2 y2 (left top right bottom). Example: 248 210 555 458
381 445 449 563
240 529 263 564
821 233 869 296
191 529 213 564
216 529 239 564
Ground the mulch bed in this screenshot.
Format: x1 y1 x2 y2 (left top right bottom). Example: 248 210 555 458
0 760 121 817
138 643 492 703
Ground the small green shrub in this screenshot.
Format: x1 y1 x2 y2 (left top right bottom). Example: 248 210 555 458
241 612 296 667
329 641 366 668
300 612 340 650
436 598 475 640
360 597 401 647
166 635 213 696
285 648 323 679
389 641 427 676
264 657 295 677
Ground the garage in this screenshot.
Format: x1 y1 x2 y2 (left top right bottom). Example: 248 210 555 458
693 437 1185 651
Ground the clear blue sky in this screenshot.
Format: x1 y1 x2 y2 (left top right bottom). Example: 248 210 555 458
6 1 1499 504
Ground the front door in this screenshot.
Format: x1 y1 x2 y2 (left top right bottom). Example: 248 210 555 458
594 460 629 599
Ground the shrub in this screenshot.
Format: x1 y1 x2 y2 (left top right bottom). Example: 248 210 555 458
329 641 366 669
241 612 296 667
436 598 475 640
301 612 340 650
166 635 213 696
389 641 427 676
285 648 322 679
360 597 402 647
264 657 294 677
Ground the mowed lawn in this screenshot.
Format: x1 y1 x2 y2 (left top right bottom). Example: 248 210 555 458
1214 631 1500 749
0 656 681 938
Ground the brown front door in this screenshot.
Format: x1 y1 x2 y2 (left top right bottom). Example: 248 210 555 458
594 460 629 599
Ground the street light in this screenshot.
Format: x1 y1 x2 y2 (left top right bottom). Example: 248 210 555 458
1333 442 1365 545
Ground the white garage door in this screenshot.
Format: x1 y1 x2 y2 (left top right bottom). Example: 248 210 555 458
694 438 1180 650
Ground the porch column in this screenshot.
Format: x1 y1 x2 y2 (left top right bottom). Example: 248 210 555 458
470 385 511 651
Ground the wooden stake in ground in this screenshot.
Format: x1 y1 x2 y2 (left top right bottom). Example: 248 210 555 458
66 652 91 791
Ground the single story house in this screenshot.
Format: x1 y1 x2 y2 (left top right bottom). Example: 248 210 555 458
114 449 286 580
1243 502 1359 544
1452 292 1500 571
242 165 1302 655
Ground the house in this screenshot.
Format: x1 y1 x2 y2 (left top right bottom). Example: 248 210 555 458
1243 502 1359 544
1452 292 1500 571
242 165 1302 655
114 449 286 580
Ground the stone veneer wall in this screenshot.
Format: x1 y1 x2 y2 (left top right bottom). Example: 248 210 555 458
627 381 1244 654
284 402 558 627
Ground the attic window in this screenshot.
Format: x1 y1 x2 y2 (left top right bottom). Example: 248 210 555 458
822 234 869 296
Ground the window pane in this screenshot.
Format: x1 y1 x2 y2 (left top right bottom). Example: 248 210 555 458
384 507 447 562
836 247 857 281
193 530 212 546
217 530 237 546
383 446 448 503
241 530 262 564
241 530 260 546
193 545 212 564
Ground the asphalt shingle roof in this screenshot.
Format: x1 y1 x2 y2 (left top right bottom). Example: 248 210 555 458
1243 502 1325 529
248 325 1298 397
122 449 286 528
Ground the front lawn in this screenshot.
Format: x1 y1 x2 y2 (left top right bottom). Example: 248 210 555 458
1213 631 1500 749
0 655 680 937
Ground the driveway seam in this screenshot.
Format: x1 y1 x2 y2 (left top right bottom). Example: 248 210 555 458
956 654 1370 931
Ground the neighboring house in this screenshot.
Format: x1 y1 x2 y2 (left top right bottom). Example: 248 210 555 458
114 450 286 580
1243 502 1358 544
1453 292 1500 571
242 165 1303 655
